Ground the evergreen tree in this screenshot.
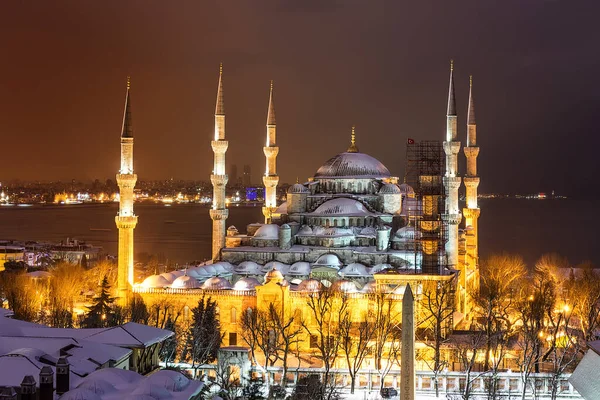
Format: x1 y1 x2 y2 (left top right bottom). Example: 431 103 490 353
83 275 116 328
183 297 222 375
161 315 178 367
80 253 88 269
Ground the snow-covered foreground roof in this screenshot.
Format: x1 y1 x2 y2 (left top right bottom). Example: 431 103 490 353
60 368 204 400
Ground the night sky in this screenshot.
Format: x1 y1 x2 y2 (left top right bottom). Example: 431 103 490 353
0 1 598 197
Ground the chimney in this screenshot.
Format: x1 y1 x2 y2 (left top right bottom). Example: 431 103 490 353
56 357 70 395
19 376 36 400
0 387 17 400
39 366 54 400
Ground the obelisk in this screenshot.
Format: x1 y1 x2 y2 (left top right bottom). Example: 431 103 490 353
401 283 415 400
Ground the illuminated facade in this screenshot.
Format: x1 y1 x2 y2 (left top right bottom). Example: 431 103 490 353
115 77 138 303
210 64 229 260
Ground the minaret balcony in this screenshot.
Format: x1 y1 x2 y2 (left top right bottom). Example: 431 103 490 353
115 215 138 229
210 208 229 220
263 175 279 187
211 174 229 187
443 176 462 190
211 140 229 154
116 173 138 187
463 146 480 158
263 146 279 158
443 141 461 155
462 208 480 220
442 213 463 225
463 177 480 188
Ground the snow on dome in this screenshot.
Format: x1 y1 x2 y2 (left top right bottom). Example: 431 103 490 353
186 267 211 279
159 272 177 283
171 275 201 289
379 183 401 194
331 279 358 293
253 224 279 239
264 268 284 283
76 378 117 395
59 388 103 400
399 183 415 195
263 261 290 274
313 253 343 268
146 369 190 392
312 198 375 216
288 183 309 193
213 261 234 270
371 263 392 274
235 261 262 275
275 201 288 214
320 227 354 237
202 276 232 290
233 277 261 291
314 151 391 178
130 381 174 399
288 262 311 276
359 227 377 237
142 275 171 288
362 281 378 293
339 263 370 277
393 226 422 241
297 225 313 235
297 279 323 292
85 368 142 385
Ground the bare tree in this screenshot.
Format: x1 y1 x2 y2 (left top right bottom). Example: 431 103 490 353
267 303 302 387
418 278 455 397
450 331 486 400
339 307 374 394
568 263 600 343
240 306 278 388
301 287 347 400
371 291 401 387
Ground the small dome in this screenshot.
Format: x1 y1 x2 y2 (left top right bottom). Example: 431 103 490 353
130 382 173 399
315 152 391 178
253 224 279 239
264 268 284 283
288 262 311 276
171 275 201 289
146 370 190 392
371 263 392 274
77 378 117 395
313 253 343 268
142 275 171 288
288 183 309 193
59 388 102 400
399 183 415 195
339 263 370 277
297 279 323 292
280 223 291 230
297 225 313 235
362 281 378 293
393 226 422 241
332 279 358 293
379 183 401 194
233 277 261 291
227 225 239 234
263 261 290 274
186 267 211 279
235 261 262 275
202 276 232 290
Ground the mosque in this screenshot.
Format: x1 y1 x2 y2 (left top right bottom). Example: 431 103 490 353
118 62 481 353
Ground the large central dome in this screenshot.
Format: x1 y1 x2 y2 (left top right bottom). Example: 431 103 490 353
314 151 391 178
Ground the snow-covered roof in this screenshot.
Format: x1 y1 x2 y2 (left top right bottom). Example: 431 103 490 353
262 261 290 274
201 276 232 290
314 151 391 179
288 262 311 276
331 279 359 293
253 224 279 239
296 279 323 292
311 198 376 216
234 261 262 275
171 275 201 289
232 277 260 291
339 263 370 277
142 275 171 288
275 201 288 214
313 253 343 267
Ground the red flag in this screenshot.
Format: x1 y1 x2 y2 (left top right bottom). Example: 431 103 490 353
407 138 415 144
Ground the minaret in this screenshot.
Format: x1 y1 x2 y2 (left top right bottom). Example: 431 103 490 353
262 80 279 223
115 76 138 302
463 76 481 263
442 61 462 268
210 64 229 260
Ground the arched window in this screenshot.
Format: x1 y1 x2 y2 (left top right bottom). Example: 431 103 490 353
231 308 237 324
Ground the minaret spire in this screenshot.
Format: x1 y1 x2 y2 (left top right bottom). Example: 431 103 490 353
210 64 229 260
263 80 280 223
116 76 138 303
442 60 462 268
347 125 359 153
467 75 476 129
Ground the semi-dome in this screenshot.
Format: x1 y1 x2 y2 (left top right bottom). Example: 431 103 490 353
287 183 309 193
313 253 343 268
331 279 359 293
288 261 311 276
312 198 375 216
142 275 171 288
171 275 201 289
297 279 323 292
233 277 261 291
315 152 391 178
379 183 401 194
235 261 262 275
202 276 232 290
253 224 279 239
297 225 313 235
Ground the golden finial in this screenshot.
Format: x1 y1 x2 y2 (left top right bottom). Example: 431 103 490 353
219 63 223 76
347 125 359 153
270 80 274 91
469 75 473 87
126 76 131 90
450 59 454 72
296 177 299 184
